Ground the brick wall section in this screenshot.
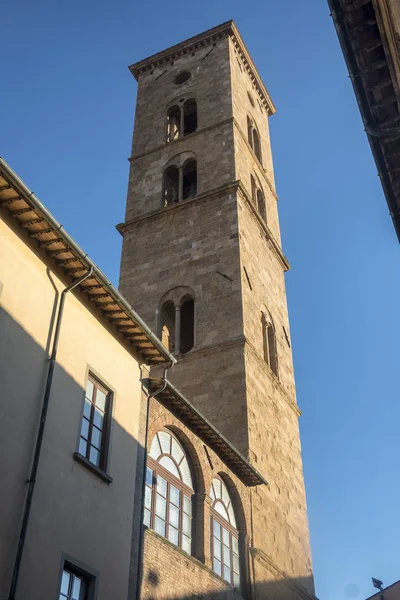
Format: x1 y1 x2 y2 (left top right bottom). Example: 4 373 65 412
142 529 242 600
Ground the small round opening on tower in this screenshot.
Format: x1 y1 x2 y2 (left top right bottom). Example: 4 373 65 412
174 71 191 85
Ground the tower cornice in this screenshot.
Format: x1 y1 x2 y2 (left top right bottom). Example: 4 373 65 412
128 20 276 115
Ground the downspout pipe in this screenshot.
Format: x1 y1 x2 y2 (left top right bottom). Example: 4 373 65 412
135 360 175 600
8 267 93 600
0 157 176 366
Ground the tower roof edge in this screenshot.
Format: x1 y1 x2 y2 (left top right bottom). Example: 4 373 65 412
128 20 276 115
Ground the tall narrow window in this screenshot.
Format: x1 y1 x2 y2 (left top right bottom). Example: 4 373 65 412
160 300 175 352
247 117 253 150
167 106 181 142
247 117 263 165
250 175 267 223
180 298 194 354
60 566 90 600
184 99 197 135
182 160 197 200
79 375 111 471
210 477 240 588
257 189 266 222
252 128 262 163
145 430 194 555
250 175 257 205
262 312 278 376
163 166 180 206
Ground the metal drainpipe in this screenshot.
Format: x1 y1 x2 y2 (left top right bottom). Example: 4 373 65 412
135 361 175 600
8 267 93 600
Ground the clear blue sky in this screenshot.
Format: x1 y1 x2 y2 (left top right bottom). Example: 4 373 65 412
2 2 399 599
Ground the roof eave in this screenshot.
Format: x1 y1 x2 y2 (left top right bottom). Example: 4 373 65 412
328 0 400 242
0 157 176 365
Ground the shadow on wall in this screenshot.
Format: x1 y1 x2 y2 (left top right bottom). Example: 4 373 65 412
143 565 316 600
0 306 143 600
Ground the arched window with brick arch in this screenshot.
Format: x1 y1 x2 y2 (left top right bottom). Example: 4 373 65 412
144 430 194 555
210 477 240 587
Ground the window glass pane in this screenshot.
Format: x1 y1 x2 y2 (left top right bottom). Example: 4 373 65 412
149 434 162 460
89 446 100 466
213 558 221 577
213 478 222 500
145 467 153 486
158 431 171 454
78 438 87 457
221 481 230 507
80 417 89 440
145 486 152 509
93 407 104 429
232 536 238 554
95 389 107 412
222 527 230 547
214 501 229 522
233 571 240 587
157 475 167 498
159 456 180 478
168 503 179 528
182 513 191 536
83 398 92 419
156 494 167 519
144 508 151 527
213 537 221 560
168 525 179 546
91 426 102 449
223 565 231 583
210 485 215 502
233 553 240 574
227 503 236 527
61 571 70 595
86 379 94 400
180 457 193 488
154 517 166 537
223 545 230 566
171 437 184 463
183 495 192 516
71 576 82 600
182 534 191 554
169 484 180 507
213 519 221 540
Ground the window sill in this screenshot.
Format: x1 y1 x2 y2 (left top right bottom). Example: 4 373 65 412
73 453 113 484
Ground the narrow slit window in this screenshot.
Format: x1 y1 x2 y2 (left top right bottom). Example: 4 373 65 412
262 312 278 377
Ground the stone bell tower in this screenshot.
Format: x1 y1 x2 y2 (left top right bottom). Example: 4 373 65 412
118 21 315 597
